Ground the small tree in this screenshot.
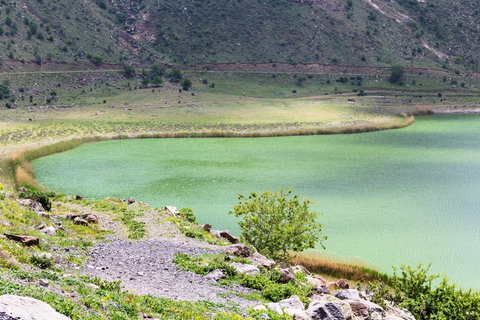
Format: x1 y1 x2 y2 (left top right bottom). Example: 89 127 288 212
141 77 150 88
229 189 326 261
169 68 183 83
91 54 104 64
180 78 192 91
390 65 405 84
152 75 163 86
123 64 135 77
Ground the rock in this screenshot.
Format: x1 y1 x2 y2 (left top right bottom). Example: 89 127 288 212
310 295 354 320
0 294 71 320
230 262 260 275
66 213 80 220
85 283 100 290
254 305 267 311
56 226 68 234
84 214 98 224
248 252 276 269
17 187 28 192
385 301 416 320
306 276 326 287
16 199 45 212
278 295 304 310
36 222 46 230
38 212 51 218
307 302 346 320
289 310 312 320
292 265 311 275
347 300 384 320
128 197 136 204
266 302 283 315
313 285 330 295
259 313 271 320
205 269 226 281
73 217 88 226
336 289 361 301
348 301 369 319
42 227 56 236
3 234 39 246
219 230 239 244
165 206 180 215
279 267 295 283
223 244 250 257
210 230 222 239
337 279 350 289
75 195 84 200
38 279 49 287
383 316 404 320
202 224 212 232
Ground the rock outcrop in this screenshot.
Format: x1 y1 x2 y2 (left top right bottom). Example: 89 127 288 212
0 295 71 320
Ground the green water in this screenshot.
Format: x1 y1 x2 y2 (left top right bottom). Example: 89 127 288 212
33 114 480 289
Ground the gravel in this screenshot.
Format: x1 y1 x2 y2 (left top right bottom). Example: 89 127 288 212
81 239 259 309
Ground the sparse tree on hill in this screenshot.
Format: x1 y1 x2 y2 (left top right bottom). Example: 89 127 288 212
390 65 405 84
180 78 192 91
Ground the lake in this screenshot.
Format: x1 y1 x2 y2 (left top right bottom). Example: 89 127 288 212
32 114 480 289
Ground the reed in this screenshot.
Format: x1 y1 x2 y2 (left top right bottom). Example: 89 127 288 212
409 107 434 116
291 251 390 283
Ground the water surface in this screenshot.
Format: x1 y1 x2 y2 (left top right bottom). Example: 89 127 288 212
33 114 480 288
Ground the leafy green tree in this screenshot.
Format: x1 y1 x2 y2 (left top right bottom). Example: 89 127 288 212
389 65 405 84
91 54 104 64
123 64 135 77
141 77 150 88
180 78 192 91
169 68 183 83
296 76 306 85
151 64 165 77
229 189 326 261
0 80 11 100
152 75 164 86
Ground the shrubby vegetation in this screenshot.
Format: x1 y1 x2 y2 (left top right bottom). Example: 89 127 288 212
229 189 326 261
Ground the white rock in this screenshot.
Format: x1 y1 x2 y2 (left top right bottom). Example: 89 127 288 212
230 262 260 275
266 302 283 315
0 294 71 320
278 295 304 310
43 227 56 236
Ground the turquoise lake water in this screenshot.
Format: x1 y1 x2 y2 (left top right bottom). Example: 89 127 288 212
32 114 480 289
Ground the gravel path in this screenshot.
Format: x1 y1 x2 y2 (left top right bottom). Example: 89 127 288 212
81 239 259 309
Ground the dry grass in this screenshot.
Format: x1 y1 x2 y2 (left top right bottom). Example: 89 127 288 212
291 251 390 283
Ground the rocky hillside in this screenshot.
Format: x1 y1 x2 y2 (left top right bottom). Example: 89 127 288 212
0 0 479 71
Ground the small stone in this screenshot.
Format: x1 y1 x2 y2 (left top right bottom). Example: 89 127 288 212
39 279 49 287
336 289 361 301
165 206 180 215
128 197 136 204
223 243 250 257
66 213 80 220
73 217 88 226
36 222 47 230
75 195 85 200
86 283 100 290
230 262 260 275
18 187 28 192
202 224 212 232
84 214 98 224
219 230 239 244
279 267 295 283
278 295 304 310
205 269 226 281
248 252 276 269
43 227 56 236
336 278 350 289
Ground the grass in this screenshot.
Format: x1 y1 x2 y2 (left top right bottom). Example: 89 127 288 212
290 251 390 284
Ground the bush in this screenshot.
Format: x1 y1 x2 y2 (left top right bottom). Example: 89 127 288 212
30 253 54 269
123 65 135 77
180 78 192 91
91 55 104 64
390 65 405 84
19 190 54 211
179 207 197 224
229 189 326 261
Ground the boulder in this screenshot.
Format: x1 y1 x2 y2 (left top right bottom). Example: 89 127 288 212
75 195 84 200
219 230 239 244
337 279 350 289
306 276 326 287
310 295 354 320
290 310 312 320
38 212 51 218
248 252 276 269
73 217 88 226
313 285 330 295
347 300 384 320
279 267 295 283
128 197 136 204
42 227 56 237
230 262 260 275
66 213 80 220
210 230 222 239
307 302 346 320
84 214 98 224
16 199 44 212
165 206 180 215
278 295 304 310
3 234 39 246
384 316 404 320
266 303 283 315
385 301 416 320
336 289 361 301
17 187 28 193
202 224 212 232
36 222 46 230
223 244 251 257
0 294 71 320
205 269 226 281
38 279 49 287
56 226 68 234
292 265 312 275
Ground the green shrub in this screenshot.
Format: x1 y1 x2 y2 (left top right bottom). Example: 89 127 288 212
179 207 197 224
30 253 55 269
19 190 54 211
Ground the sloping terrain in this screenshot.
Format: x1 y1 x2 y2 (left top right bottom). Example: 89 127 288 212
0 0 478 70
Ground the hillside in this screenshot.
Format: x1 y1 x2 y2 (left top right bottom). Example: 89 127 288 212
0 0 479 71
